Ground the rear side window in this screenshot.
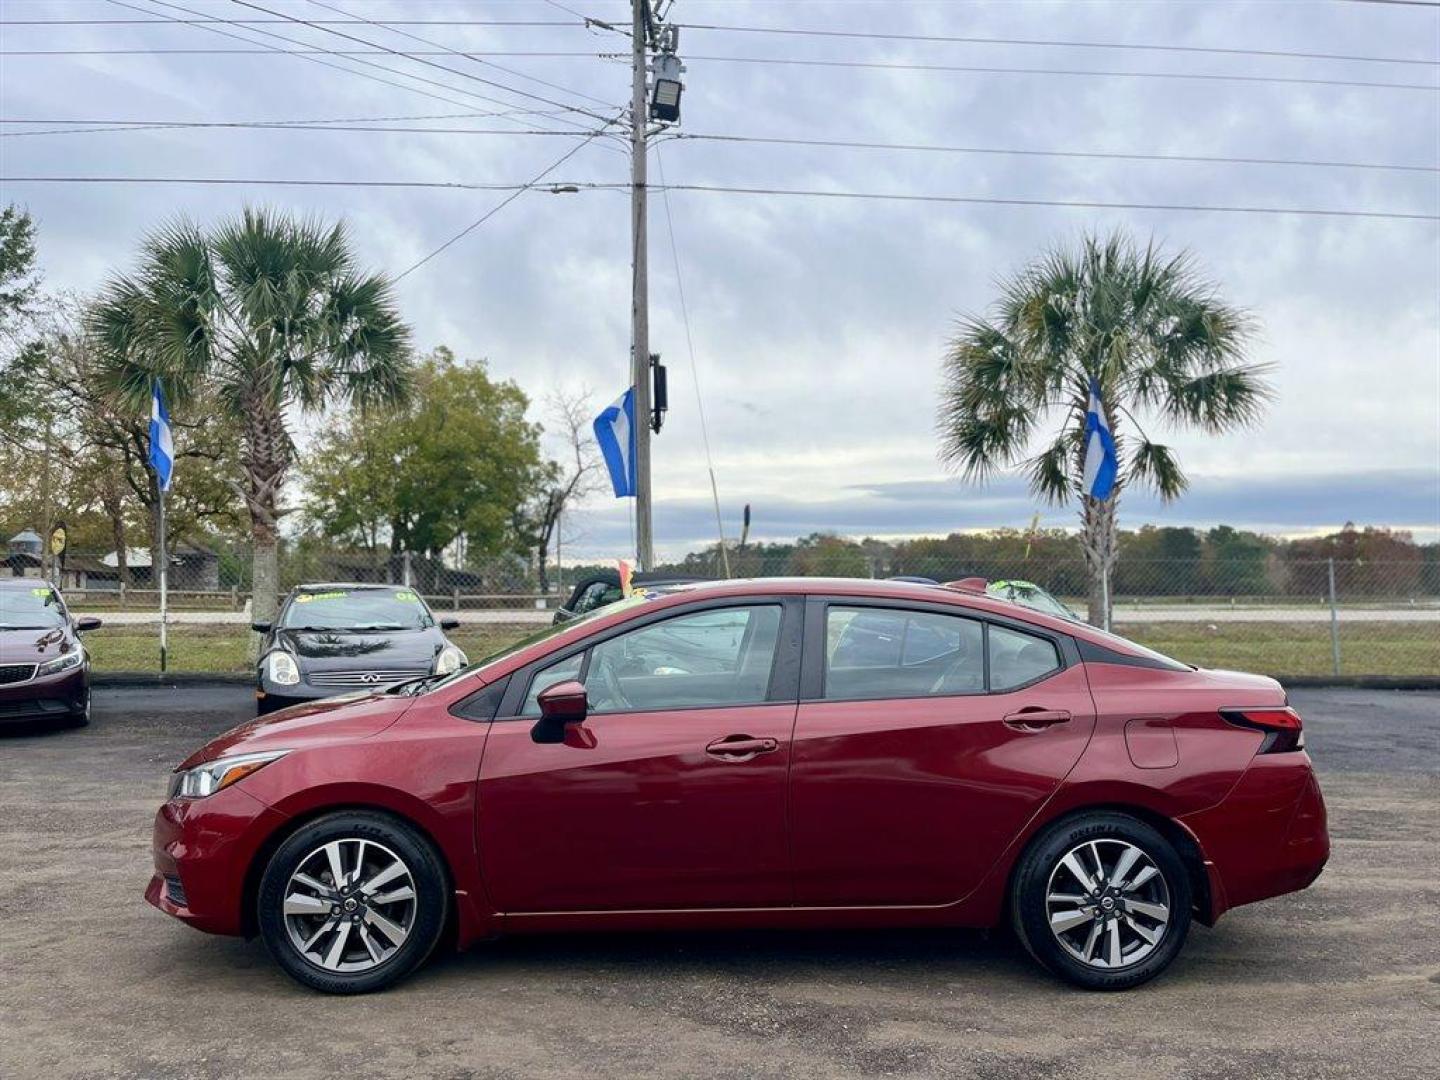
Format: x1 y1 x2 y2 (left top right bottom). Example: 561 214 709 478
988 625 1061 691
825 607 984 700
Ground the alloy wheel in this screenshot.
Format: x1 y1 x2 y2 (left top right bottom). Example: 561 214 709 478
1045 838 1171 970
282 838 418 973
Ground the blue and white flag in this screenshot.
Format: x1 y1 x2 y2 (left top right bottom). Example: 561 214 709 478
148 379 174 493
593 387 636 498
1081 378 1117 501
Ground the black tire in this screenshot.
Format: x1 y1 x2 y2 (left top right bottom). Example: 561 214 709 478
257 811 448 994
1010 812 1192 991
64 689 91 728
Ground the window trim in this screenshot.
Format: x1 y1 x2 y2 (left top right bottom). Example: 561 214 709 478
800 595 1077 704
497 595 804 720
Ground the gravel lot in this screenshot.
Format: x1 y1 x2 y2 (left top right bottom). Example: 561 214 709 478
2 686 1437 1080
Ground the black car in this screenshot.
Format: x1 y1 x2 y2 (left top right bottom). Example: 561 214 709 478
552 571 708 624
252 583 466 715
0 578 101 727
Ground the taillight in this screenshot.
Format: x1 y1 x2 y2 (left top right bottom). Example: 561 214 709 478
1221 706 1305 753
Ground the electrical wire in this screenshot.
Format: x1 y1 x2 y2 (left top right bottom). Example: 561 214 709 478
225 0 618 124
677 21 1439 68
0 48 608 57
0 176 628 191
395 115 625 280
682 54 1439 93
649 183 1439 222
666 131 1439 175
1 121 605 138
100 0 600 137
653 144 730 575
305 0 614 108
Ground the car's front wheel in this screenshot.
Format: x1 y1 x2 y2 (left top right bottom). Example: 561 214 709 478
256 811 448 994
1010 812 1192 991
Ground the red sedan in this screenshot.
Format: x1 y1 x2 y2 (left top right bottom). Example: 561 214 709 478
145 578 1329 994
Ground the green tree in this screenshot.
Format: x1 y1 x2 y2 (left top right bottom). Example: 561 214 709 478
89 208 411 628
301 348 548 561
0 205 42 439
937 231 1271 624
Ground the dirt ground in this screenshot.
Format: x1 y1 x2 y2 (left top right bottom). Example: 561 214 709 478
1 686 1437 1080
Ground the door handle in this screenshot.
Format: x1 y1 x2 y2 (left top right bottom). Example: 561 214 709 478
705 734 779 759
1004 708 1072 730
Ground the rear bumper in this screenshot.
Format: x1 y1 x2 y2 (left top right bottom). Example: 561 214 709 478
145 783 289 936
1182 753 1329 921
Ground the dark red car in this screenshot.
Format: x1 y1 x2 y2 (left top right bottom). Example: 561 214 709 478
0 578 101 727
146 578 1328 994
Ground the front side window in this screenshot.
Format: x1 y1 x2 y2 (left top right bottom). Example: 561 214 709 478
988 625 1062 691
573 581 622 615
825 607 983 700
523 605 783 714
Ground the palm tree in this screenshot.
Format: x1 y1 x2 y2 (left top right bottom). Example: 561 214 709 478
938 231 1271 626
90 207 411 631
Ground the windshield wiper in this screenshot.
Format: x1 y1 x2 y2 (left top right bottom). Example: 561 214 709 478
351 622 408 631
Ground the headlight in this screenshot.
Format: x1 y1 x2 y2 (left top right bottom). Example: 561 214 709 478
267 651 300 686
168 749 288 799
38 647 84 677
434 644 467 675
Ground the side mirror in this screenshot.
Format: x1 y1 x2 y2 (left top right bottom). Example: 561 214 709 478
531 680 588 744
75 616 102 632
251 621 272 634
439 617 461 631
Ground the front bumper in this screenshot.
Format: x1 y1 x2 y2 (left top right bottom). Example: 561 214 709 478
145 782 289 937
0 664 87 722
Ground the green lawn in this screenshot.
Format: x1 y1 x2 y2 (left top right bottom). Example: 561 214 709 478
85 618 1438 679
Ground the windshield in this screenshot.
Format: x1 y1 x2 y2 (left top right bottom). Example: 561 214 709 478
0 585 68 630
987 581 1080 622
392 594 654 696
280 588 433 631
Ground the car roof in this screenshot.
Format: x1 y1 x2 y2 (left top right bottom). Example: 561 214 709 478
291 582 410 592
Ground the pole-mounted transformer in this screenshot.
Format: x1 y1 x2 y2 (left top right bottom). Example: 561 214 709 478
649 353 668 433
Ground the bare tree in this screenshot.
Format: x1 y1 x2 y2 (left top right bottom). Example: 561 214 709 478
522 387 602 595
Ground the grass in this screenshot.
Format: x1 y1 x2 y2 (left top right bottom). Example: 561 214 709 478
84 624 541 675
85 619 1439 679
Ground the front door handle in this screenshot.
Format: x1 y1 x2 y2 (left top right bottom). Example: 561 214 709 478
1004 708 1072 730
705 734 779 760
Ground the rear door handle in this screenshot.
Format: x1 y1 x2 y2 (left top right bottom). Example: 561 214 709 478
705 734 779 760
1004 709 1072 730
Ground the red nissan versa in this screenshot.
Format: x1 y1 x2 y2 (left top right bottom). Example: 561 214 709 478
145 578 1329 994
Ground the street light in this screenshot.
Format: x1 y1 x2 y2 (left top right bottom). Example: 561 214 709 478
650 50 684 123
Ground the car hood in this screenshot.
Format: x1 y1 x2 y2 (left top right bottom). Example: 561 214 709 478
0 625 72 664
177 689 414 770
272 626 445 669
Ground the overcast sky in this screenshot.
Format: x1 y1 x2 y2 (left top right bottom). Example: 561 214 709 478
3 0 1437 557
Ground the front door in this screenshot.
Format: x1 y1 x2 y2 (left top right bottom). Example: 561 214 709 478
789 601 1097 906
478 601 799 912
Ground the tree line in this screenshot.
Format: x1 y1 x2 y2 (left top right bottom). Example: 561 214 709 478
0 205 599 623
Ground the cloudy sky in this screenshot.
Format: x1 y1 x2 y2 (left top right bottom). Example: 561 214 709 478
3 0 1437 557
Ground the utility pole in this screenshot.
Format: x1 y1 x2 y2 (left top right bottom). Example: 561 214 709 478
629 0 654 570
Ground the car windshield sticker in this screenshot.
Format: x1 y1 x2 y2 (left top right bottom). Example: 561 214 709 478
394 590 419 603
294 590 349 603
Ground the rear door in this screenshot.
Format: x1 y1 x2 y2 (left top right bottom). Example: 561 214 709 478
477 597 802 912
789 598 1095 906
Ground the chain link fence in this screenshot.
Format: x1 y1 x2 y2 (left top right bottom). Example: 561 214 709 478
7 545 1437 678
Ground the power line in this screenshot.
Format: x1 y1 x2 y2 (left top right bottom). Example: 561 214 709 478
0 48 607 57
4 174 1431 221
667 132 1439 175
101 0 602 138
650 182 1440 222
677 21 1440 68
0 17 582 26
0 174 628 192
304 0 613 109
224 0 618 123
2 121 602 138
683 54 1439 93
396 114 625 280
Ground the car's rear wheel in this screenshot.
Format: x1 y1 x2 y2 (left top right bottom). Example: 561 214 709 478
1010 812 1191 991
257 812 448 994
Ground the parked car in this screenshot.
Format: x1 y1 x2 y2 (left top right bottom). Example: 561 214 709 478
552 569 707 624
0 578 101 727
149 577 1328 994
252 583 467 715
